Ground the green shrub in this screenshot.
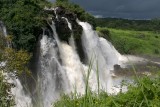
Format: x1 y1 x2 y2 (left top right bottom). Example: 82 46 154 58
54 1 96 29
97 27 111 40
53 73 160 107
0 73 15 107
0 0 51 51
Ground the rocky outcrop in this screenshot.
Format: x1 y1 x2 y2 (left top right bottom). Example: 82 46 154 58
44 6 85 61
55 18 71 42
45 6 83 42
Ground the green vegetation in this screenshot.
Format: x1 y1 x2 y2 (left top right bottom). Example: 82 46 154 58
0 32 31 106
54 0 96 29
1 1 160 107
0 1 96 106
0 34 31 75
95 18 160 32
0 0 96 52
0 73 15 107
54 56 160 107
97 27 160 56
54 71 160 107
0 0 51 51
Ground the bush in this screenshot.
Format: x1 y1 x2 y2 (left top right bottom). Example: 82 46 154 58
97 27 111 40
53 73 160 107
0 73 14 107
54 1 96 29
0 25 31 107
0 0 51 51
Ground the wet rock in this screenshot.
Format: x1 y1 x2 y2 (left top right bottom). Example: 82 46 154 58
43 6 84 62
44 9 55 16
55 6 65 16
44 6 83 41
114 64 122 71
65 11 77 21
55 18 71 42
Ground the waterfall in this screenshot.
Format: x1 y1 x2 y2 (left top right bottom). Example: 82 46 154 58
1 9 146 106
9 75 33 107
77 21 119 93
0 21 7 37
0 22 32 107
62 17 76 50
33 17 130 106
36 18 102 106
62 17 72 30
38 33 69 107
1 71 32 107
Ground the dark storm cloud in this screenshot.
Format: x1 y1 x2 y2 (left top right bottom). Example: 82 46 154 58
50 0 160 19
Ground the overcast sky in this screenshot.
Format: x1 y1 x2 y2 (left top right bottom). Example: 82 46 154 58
50 0 160 19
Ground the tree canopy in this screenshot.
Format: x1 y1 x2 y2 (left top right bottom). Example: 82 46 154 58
0 0 51 51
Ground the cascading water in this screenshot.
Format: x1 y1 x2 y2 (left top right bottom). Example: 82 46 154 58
0 21 7 37
77 20 124 93
77 21 124 70
8 74 33 107
0 22 32 107
36 17 103 106
38 32 69 107
33 15 131 106
1 7 147 107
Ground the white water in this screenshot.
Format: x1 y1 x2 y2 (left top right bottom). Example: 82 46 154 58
1 13 147 106
10 77 33 107
2 25 7 37
15 18 143 106
62 17 72 30
0 21 7 37
0 72 32 107
38 34 69 107
0 22 32 107
77 21 127 93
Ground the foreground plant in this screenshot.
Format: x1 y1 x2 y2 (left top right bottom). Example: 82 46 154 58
53 72 160 107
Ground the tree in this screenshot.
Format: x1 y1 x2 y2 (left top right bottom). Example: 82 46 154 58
0 0 50 52
0 34 31 75
0 33 31 106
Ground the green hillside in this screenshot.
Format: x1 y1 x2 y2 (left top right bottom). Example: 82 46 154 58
97 27 160 56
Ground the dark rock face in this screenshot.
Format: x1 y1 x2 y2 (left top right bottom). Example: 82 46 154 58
55 6 65 16
44 6 85 62
0 21 5 36
114 64 122 71
55 18 71 43
65 11 77 21
45 6 82 42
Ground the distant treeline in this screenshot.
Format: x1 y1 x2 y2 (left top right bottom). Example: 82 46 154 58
95 18 160 32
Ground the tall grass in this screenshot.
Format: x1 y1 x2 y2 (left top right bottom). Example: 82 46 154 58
53 59 160 107
1 58 160 107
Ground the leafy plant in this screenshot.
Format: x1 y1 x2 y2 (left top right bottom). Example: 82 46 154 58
54 1 96 29
53 68 160 107
0 73 15 107
0 0 51 51
0 33 31 106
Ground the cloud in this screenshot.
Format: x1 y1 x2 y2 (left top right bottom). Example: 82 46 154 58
49 0 160 19
70 0 160 19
